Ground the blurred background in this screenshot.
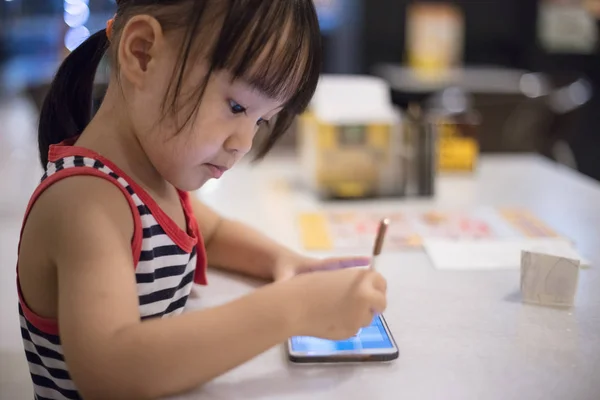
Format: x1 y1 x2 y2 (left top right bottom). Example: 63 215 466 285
1 1 600 396
1 0 600 188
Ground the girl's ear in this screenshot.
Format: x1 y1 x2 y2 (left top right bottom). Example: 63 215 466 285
117 15 165 89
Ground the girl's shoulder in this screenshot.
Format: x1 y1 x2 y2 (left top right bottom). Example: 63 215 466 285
17 169 137 327
18 141 143 291
21 145 140 261
26 172 136 245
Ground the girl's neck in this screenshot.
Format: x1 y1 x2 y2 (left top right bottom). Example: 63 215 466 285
76 84 174 199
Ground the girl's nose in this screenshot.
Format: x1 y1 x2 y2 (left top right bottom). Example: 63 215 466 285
223 124 255 155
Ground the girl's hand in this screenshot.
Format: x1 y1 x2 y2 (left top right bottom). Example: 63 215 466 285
273 255 371 282
286 267 388 340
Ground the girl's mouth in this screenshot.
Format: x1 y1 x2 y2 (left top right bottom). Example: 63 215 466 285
204 163 228 179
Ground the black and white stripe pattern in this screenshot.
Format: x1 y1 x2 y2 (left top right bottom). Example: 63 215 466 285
19 306 80 400
20 155 198 399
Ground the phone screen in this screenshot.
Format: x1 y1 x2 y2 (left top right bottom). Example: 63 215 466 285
289 315 394 355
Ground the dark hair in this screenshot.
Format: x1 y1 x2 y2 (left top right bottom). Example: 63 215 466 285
38 0 322 166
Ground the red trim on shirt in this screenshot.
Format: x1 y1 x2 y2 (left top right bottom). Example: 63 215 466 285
180 191 208 285
16 168 144 335
17 285 59 336
48 144 198 253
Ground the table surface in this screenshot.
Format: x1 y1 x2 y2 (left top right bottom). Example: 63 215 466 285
168 153 600 400
2 151 600 400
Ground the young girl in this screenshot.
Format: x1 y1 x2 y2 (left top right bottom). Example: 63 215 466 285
17 1 388 399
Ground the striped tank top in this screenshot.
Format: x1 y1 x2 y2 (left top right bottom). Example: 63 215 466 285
16 141 208 400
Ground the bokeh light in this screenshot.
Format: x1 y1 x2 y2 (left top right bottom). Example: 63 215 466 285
63 0 90 51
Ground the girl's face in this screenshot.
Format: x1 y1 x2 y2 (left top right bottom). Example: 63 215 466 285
118 16 284 191
138 67 283 192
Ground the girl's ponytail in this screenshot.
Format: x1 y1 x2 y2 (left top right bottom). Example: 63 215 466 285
38 30 109 167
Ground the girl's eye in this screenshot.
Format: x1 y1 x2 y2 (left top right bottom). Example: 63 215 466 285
229 100 246 115
230 100 269 126
257 118 270 127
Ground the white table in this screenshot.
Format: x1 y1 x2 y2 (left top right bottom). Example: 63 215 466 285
173 154 600 400
1 150 599 399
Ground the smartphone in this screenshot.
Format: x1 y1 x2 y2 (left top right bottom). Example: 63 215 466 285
287 314 399 363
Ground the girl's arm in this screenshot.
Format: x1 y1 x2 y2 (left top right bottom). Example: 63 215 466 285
43 178 303 400
191 196 307 280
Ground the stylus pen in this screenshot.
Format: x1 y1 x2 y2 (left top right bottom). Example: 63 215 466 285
371 218 390 271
